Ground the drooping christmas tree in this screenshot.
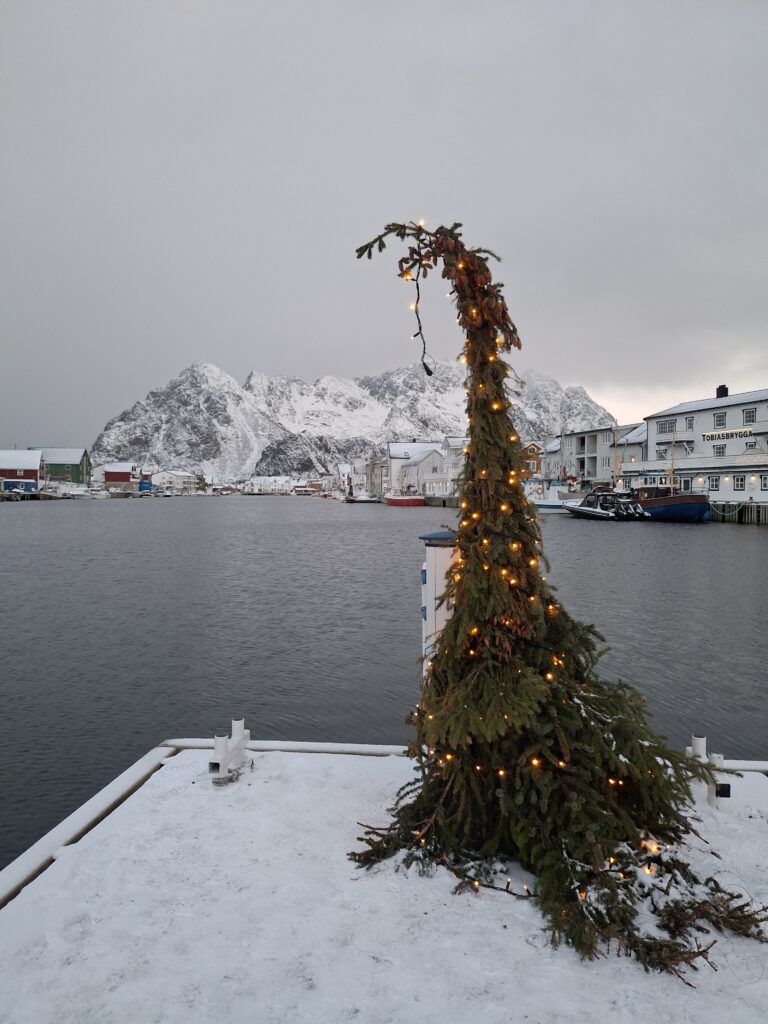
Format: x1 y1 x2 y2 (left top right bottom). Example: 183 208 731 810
351 221 765 978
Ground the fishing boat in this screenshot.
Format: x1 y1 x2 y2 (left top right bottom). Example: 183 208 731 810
564 490 649 521
384 492 426 507
524 480 572 513
632 486 710 523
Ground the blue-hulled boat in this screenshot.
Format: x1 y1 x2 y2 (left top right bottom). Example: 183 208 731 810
633 486 710 523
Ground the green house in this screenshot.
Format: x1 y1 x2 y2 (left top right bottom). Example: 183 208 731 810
41 448 92 485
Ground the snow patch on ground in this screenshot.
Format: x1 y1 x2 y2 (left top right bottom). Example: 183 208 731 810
0 750 766 1024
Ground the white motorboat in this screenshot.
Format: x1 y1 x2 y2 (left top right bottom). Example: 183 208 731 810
563 490 649 521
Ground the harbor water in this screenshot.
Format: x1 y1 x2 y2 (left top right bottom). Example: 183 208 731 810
1 497 766 869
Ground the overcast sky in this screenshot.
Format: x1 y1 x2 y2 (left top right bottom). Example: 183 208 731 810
1 0 767 446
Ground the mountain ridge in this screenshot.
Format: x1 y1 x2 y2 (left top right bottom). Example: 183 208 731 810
91 360 615 480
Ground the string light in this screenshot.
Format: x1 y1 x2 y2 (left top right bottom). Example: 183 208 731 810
500 503 509 512
491 402 502 411
530 757 541 767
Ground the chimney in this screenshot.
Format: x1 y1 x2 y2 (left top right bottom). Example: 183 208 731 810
715 384 728 399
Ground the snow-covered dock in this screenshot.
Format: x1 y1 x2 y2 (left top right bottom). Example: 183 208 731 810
1 741 767 1024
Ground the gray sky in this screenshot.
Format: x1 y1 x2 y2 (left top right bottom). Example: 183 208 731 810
2 0 767 446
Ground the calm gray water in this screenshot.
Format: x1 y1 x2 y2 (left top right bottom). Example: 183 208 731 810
1 497 766 868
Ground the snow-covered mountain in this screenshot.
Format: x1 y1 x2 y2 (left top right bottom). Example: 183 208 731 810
91 361 615 480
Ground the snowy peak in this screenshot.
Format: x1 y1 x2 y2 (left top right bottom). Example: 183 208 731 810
92 360 615 480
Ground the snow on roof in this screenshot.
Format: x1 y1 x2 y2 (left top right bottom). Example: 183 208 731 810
1 747 766 1023
387 442 442 460
544 439 561 453
614 423 647 445
103 463 138 473
444 436 469 448
40 448 87 464
647 388 768 418
0 450 42 470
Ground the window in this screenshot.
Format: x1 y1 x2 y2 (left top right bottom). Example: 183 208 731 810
713 445 726 457
656 419 677 434
762 475 768 491
656 448 667 460
713 411 726 428
733 475 745 491
743 408 756 425
601 456 610 468
17 469 24 476
708 476 720 491
659 476 668 485
65 464 71 470
685 416 694 431
528 461 537 472
683 442 694 455
680 478 692 492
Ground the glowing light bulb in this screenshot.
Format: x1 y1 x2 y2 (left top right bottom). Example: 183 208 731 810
471 511 480 520
470 627 479 636
417 218 426 227
457 262 464 269
483 564 489 571
482 538 489 546
461 500 468 509
558 760 566 768
491 402 502 411
409 302 417 311
530 757 541 767
500 504 509 512
497 769 506 777
546 672 554 682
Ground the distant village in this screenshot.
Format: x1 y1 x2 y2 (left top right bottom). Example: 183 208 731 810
2 384 766 505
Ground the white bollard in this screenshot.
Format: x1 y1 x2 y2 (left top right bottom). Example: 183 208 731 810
691 735 707 761
209 720 251 778
419 530 459 670
212 735 229 771
690 734 718 807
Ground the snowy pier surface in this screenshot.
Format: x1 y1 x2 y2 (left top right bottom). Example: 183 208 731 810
1 745 767 1024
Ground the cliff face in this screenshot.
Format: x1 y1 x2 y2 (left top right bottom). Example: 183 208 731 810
91 360 615 480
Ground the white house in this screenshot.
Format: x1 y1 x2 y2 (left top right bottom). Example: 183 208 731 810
559 425 635 486
151 470 198 494
619 385 768 501
384 441 443 495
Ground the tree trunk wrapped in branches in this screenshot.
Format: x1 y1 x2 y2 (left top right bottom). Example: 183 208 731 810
350 221 766 978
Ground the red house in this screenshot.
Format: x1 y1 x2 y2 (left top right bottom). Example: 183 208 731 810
103 462 141 492
0 450 44 493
